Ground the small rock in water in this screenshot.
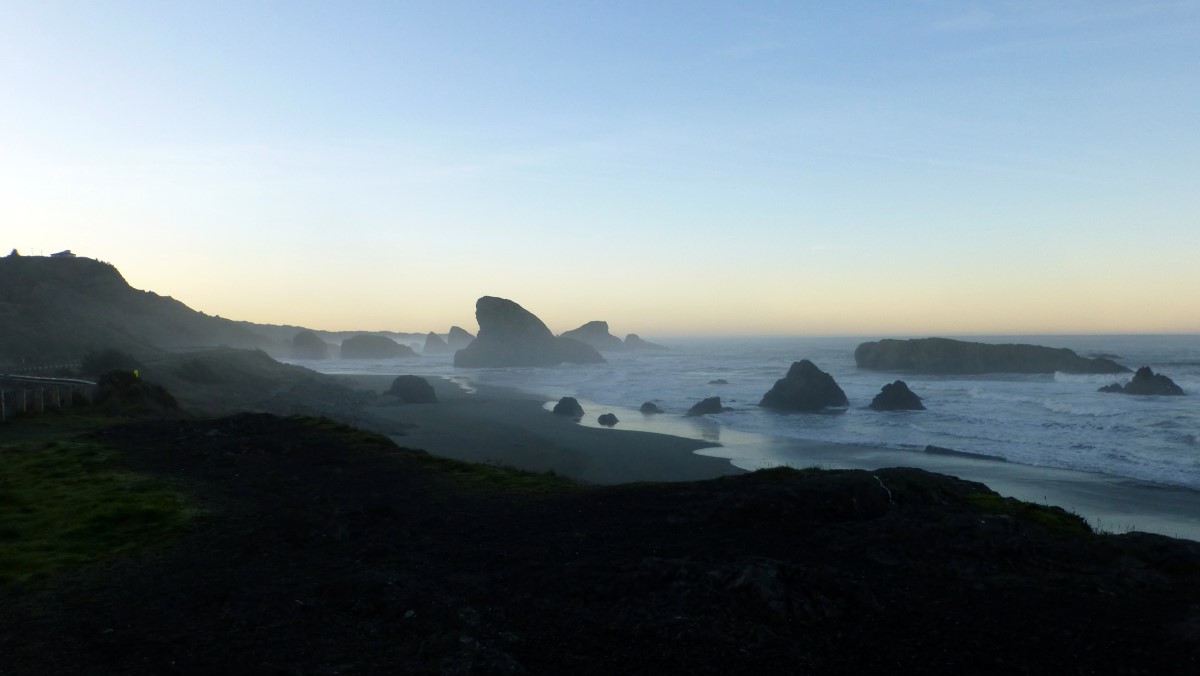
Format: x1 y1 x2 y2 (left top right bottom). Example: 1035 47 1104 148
598 413 619 426
640 402 664 414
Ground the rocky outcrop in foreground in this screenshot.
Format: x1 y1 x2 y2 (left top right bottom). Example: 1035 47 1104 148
386 375 437 403
869 381 925 411
13 414 1198 675
855 338 1130 375
759 360 849 411
640 402 664 414
1100 367 1186 396
561 321 626 351
597 413 619 426
340 334 416 359
453 297 605 368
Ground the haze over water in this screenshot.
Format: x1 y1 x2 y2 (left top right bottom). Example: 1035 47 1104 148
4 2 1199 337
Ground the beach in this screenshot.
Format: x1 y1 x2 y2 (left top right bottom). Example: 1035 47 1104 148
339 374 742 485
339 373 1200 541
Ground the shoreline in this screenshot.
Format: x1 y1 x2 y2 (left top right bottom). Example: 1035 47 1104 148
341 372 1200 541
340 374 743 485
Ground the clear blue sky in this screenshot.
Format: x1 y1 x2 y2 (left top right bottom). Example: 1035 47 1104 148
3 1 1198 335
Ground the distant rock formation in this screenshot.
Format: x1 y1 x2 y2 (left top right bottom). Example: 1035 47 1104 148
598 413 619 426
447 326 475 350
340 334 416 359
561 321 626 351
423 332 450 355
709 379 729 385
686 396 730 417
1099 367 1185 396
759 360 848 411
625 334 668 350
640 402 664 414
553 396 585 418
869 381 926 411
292 330 331 360
854 338 1130 375
453 297 605 368
386 375 437 403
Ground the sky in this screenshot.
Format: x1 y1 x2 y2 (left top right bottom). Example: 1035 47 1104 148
2 1 1199 337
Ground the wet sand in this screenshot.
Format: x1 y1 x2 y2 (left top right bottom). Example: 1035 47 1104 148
341 374 1200 541
340 374 742 485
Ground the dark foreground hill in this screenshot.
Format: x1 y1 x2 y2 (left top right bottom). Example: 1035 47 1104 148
2 414 1197 675
0 254 272 363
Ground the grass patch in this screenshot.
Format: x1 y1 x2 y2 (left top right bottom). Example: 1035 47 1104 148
418 455 579 492
964 492 1092 535
0 439 193 583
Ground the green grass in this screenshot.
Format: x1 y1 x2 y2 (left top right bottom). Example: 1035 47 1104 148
418 455 579 492
964 492 1092 535
0 439 194 583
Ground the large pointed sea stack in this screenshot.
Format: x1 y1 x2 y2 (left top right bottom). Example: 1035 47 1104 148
453 297 605 368
854 338 1130 375
422 332 450 355
446 326 475 350
759 360 849 411
869 381 926 411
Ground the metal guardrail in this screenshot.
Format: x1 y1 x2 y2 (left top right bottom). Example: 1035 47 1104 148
0 374 97 424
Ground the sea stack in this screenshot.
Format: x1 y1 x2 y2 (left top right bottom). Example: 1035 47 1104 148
291 330 331 360
1099 367 1185 396
341 334 416 359
759 360 849 411
386 375 437 403
625 334 668 350
423 332 450 355
854 337 1130 375
686 396 729 416
869 381 926 411
453 297 605 368
561 321 626 351
447 326 475 350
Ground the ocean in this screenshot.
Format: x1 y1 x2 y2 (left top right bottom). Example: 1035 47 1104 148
302 334 1200 492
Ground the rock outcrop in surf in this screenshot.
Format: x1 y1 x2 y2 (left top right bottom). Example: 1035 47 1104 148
759 360 849 411
291 330 331 360
854 338 1130 375
422 332 450 355
553 397 585 418
340 334 416 359
869 381 926 411
454 297 605 368
625 334 667 350
561 321 626 351
1099 367 1186 396
686 396 730 416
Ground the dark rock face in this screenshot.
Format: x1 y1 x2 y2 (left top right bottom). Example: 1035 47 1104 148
453 297 605 368
422 332 450 355
561 321 626 352
598 413 619 426
625 334 668 350
447 326 475 350
291 330 330 360
869 380 926 411
709 379 729 385
640 402 664 414
95 370 182 417
759 360 849 411
386 375 437 403
687 396 729 417
340 334 416 359
1099 367 1185 396
854 337 1130 375
553 397 585 418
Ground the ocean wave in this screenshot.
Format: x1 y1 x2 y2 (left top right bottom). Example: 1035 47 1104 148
1041 398 1122 417
1053 371 1128 385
